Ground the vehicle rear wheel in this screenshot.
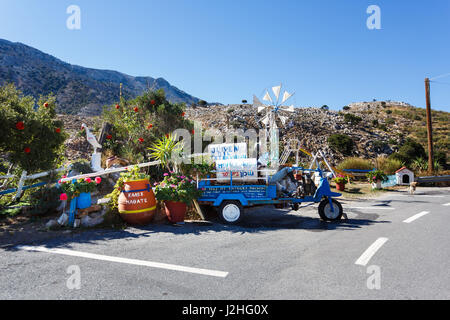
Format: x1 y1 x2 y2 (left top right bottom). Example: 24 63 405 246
318 198 343 221
219 201 243 224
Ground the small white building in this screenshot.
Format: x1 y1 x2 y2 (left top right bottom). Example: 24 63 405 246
395 167 414 185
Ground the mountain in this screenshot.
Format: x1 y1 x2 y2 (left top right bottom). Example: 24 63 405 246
0 39 200 115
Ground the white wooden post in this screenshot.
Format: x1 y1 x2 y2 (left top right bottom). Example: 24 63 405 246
13 170 27 200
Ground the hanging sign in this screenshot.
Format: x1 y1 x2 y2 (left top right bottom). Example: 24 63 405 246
208 143 247 161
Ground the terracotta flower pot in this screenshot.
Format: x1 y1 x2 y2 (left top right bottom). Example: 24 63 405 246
336 182 346 191
118 179 157 225
164 201 187 223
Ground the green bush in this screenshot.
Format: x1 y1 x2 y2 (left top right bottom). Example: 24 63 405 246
389 138 426 165
373 140 388 152
328 134 354 156
343 113 362 125
385 118 395 125
0 83 67 173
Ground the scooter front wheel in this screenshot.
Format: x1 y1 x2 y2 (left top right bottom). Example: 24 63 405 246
318 198 343 221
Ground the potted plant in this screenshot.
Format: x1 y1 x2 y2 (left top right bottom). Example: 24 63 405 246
59 177 101 209
116 165 157 225
154 172 202 223
333 174 349 191
179 156 215 179
366 170 388 189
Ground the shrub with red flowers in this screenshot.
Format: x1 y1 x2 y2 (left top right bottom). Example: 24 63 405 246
101 88 193 164
0 83 67 173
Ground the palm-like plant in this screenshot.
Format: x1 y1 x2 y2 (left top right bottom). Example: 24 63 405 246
148 134 183 171
411 157 428 172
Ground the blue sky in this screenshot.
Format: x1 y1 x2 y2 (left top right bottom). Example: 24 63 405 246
1 0 449 111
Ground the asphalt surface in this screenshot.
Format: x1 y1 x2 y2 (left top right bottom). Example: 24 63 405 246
1 187 449 300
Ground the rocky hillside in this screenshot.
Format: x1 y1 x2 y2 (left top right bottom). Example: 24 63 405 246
59 101 448 165
0 39 200 115
185 102 449 165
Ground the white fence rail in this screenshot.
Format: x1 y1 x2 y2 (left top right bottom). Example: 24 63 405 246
0 166 70 200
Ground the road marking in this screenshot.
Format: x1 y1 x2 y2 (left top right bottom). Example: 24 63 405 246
407 195 444 198
443 203 450 206
355 237 389 266
349 207 395 210
16 245 229 278
403 211 430 223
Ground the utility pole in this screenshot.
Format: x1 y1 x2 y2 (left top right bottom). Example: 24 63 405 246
424 78 434 173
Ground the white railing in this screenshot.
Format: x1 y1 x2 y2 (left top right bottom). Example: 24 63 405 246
59 153 209 183
0 166 70 200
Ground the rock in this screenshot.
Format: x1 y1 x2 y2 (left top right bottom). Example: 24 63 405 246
46 219 60 230
81 215 104 228
57 213 69 226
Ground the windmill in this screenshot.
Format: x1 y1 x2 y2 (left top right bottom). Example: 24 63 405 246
253 84 296 168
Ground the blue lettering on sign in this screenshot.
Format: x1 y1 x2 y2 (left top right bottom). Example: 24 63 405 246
201 186 268 199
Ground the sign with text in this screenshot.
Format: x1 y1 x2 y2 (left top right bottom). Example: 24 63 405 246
216 158 257 183
208 143 247 161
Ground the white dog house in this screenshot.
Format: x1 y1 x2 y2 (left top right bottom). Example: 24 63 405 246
395 167 414 185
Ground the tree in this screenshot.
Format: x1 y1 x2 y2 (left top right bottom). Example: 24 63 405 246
242 100 248 104
389 138 426 165
328 134 354 156
198 100 207 107
343 113 362 125
0 83 67 173
321 105 329 111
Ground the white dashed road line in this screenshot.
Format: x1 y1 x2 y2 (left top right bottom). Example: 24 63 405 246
403 211 430 224
355 237 389 266
16 245 229 278
443 203 450 206
349 207 395 210
406 195 444 198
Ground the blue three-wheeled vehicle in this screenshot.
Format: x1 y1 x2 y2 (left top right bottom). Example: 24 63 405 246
197 166 344 224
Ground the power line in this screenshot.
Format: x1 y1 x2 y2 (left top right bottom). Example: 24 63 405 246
429 72 450 81
430 80 450 86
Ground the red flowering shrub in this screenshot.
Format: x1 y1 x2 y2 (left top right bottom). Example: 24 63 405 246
0 84 67 173
102 89 193 164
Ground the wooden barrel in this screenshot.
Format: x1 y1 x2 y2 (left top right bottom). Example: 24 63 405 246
118 179 156 225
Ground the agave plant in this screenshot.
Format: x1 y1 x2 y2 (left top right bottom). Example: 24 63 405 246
411 157 428 172
148 133 183 171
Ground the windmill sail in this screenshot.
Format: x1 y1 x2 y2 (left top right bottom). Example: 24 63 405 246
281 105 295 112
263 91 273 102
281 91 293 103
260 114 270 126
253 95 264 108
272 85 281 100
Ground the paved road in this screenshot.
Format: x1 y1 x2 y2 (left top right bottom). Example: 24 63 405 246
1 187 449 299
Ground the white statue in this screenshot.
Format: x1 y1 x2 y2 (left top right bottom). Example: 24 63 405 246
81 123 103 172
